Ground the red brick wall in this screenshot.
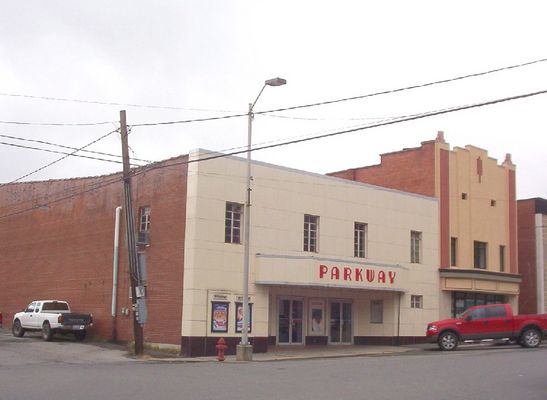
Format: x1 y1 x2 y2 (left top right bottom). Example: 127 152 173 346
0 156 188 344
508 170 517 274
439 149 450 268
328 141 436 197
517 199 537 314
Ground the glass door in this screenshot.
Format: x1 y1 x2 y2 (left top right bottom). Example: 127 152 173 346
329 301 352 343
278 299 303 344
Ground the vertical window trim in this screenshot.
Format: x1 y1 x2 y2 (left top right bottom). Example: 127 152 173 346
410 231 422 263
354 222 368 258
139 206 151 232
499 245 505 272
450 237 457 267
303 214 319 252
474 241 487 269
225 202 243 244
411 295 423 309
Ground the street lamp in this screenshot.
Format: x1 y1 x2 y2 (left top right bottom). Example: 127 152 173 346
237 77 286 361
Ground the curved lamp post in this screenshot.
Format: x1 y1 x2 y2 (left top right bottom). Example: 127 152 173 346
237 77 286 361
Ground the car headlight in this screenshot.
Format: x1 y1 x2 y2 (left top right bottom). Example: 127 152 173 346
427 325 438 332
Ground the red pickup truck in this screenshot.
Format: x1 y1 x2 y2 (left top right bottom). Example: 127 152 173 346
426 303 547 350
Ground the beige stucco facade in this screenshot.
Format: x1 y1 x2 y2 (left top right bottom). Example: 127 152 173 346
182 150 440 347
434 137 520 318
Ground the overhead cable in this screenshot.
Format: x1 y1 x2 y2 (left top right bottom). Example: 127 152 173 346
130 57 547 127
2 87 543 220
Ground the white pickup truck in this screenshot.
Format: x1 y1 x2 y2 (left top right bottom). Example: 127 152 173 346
12 300 93 341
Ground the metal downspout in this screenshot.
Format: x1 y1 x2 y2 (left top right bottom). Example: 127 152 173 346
111 206 122 341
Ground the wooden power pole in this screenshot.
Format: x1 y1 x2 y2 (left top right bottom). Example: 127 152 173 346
120 110 144 356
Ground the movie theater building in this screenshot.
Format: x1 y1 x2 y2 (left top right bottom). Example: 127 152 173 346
181 150 440 356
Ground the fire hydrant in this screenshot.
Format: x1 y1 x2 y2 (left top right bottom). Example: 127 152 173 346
216 338 227 361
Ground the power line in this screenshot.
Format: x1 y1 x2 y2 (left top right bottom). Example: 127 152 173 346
3 57 545 129
0 133 151 163
2 88 544 220
129 89 547 175
0 174 124 219
0 141 128 164
0 119 115 127
255 58 547 117
0 92 236 113
130 111 248 127
0 128 135 186
130 57 547 127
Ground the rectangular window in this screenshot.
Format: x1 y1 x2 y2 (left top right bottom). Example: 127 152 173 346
304 214 319 252
474 241 487 269
410 231 422 263
354 222 367 258
499 245 505 272
139 206 151 232
450 237 457 266
370 300 383 324
411 295 423 309
225 202 242 244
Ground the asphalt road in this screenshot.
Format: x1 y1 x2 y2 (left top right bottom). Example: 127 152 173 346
1 330 545 400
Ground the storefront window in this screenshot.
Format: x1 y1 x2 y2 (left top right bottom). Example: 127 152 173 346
451 292 505 317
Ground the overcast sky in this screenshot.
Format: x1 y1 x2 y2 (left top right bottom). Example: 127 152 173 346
1 1 546 199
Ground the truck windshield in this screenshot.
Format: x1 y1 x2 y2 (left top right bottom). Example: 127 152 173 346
42 302 69 311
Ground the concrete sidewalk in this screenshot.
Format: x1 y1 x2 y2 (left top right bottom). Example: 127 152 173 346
145 344 427 363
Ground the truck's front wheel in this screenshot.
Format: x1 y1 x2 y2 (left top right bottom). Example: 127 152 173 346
42 322 53 341
438 331 458 351
520 328 541 348
12 320 25 337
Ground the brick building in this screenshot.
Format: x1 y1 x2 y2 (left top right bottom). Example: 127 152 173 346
0 157 188 345
518 198 547 314
328 132 522 318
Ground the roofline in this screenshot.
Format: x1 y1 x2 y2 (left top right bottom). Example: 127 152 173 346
191 148 438 202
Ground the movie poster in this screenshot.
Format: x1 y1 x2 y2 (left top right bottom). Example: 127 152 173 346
211 302 229 333
235 302 252 333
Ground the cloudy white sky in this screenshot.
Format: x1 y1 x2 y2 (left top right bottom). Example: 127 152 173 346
1 1 546 198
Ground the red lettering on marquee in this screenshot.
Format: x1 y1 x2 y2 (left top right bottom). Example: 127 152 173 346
319 264 328 278
317 265 397 286
355 268 363 281
344 267 352 281
378 271 386 283
366 269 375 282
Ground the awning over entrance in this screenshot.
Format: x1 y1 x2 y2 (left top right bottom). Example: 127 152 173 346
255 253 408 293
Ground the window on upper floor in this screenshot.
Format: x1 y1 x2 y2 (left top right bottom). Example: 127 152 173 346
225 202 243 244
354 222 367 258
304 214 319 252
451 237 457 267
499 245 506 272
410 231 422 263
139 206 151 232
474 241 487 269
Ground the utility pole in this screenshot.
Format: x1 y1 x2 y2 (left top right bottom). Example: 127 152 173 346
120 110 144 356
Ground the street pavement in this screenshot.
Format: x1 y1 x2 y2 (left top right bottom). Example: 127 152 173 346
1 328 545 400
